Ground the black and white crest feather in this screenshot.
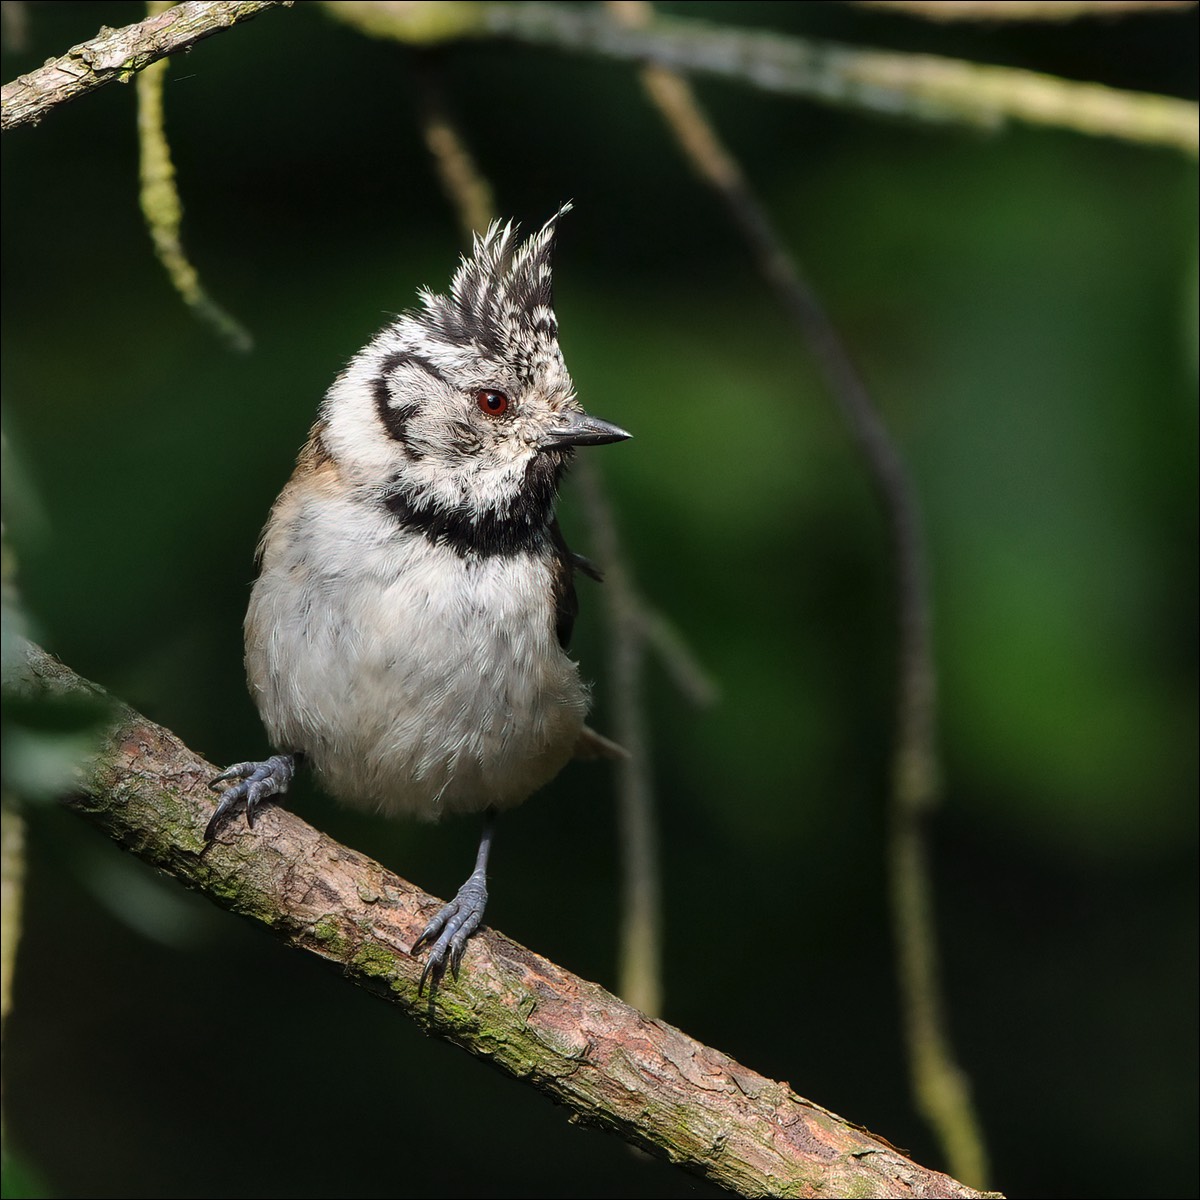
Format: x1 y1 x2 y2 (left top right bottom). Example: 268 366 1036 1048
413 204 571 384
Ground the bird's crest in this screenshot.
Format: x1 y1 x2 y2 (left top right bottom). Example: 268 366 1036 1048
413 205 572 377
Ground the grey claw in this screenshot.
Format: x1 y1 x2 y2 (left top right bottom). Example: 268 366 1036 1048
205 754 296 840
414 871 488 993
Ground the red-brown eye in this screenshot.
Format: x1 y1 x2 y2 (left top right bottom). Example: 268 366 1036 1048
475 389 509 417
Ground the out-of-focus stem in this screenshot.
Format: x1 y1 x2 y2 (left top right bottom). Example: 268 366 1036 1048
606 0 989 1186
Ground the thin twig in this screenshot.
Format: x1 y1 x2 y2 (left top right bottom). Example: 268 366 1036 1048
412 55 496 243
574 461 663 1017
641 609 719 710
322 1 1198 156
1 2 31 55
2 492 29 1067
852 0 1197 21
410 58 671 1016
606 0 988 1188
10 640 998 1200
137 1 253 352
0 807 24 1041
1 0 289 132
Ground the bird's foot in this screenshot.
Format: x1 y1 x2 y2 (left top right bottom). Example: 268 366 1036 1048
413 869 488 992
205 753 296 840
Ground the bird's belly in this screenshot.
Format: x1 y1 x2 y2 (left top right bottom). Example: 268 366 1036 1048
245 543 588 820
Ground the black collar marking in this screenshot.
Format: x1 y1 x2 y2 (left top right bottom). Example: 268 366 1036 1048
383 451 566 559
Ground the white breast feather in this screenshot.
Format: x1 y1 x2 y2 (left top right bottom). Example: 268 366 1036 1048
245 486 588 820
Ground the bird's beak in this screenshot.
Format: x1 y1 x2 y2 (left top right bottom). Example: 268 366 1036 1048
541 412 632 449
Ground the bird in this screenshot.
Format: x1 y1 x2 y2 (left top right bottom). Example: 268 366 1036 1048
205 207 630 987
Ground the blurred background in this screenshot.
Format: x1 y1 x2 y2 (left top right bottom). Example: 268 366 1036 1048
1 2 1196 1197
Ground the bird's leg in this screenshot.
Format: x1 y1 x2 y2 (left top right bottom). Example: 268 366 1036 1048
205 753 297 840
414 810 496 991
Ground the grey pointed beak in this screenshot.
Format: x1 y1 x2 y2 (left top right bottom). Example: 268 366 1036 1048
542 412 632 449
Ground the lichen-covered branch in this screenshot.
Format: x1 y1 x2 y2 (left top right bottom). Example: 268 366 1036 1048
1 0 289 132
9 641 997 1200
323 0 1198 155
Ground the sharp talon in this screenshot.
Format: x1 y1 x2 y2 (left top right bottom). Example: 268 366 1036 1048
411 869 488 991
205 754 296 840
418 960 437 997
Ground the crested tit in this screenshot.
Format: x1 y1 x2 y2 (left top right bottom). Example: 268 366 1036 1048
207 209 630 984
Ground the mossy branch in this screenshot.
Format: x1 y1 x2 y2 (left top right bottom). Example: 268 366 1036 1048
9 640 999 1200
1 0 290 133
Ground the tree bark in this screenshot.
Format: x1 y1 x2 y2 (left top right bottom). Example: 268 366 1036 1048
1 0 289 132
8 642 997 1200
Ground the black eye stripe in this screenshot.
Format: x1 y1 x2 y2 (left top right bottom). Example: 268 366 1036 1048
372 352 451 456
372 376 421 456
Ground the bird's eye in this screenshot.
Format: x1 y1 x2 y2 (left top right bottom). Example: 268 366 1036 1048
475 389 509 418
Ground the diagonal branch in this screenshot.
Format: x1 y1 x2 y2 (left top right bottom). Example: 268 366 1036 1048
8 641 998 1200
1 0 290 133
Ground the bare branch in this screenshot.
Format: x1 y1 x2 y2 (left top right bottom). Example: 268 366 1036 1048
852 0 1197 21
1 0 290 133
9 641 999 1199
324 1 1198 155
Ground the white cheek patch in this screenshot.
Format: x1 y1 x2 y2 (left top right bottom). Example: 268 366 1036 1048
312 206 583 525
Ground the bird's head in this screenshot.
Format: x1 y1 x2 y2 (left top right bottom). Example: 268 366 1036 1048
318 208 629 551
